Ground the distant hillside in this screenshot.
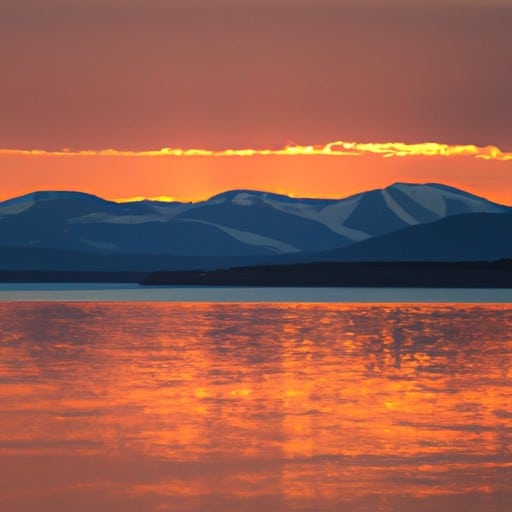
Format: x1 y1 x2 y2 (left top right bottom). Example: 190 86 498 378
312 212 512 262
0 183 510 271
0 246 271 272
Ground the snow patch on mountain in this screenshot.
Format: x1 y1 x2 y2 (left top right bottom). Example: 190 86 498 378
181 218 300 254
231 192 258 206
391 183 505 218
381 189 418 225
0 201 35 216
69 212 163 225
392 184 448 216
315 198 370 240
260 195 369 241
149 203 197 219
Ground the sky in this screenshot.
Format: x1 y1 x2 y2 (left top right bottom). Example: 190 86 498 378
1 0 511 203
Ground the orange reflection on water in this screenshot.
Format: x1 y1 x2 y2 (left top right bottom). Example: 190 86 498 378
0 303 511 512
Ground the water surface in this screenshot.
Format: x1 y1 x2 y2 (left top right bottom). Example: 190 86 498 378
0 303 511 511
2 283 512 302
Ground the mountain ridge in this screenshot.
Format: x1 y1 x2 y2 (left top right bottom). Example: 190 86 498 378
0 182 510 271
3 181 506 207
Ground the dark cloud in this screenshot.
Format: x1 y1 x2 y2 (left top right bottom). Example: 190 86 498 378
1 1 511 149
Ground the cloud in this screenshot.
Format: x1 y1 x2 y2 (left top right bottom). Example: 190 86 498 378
1 141 511 160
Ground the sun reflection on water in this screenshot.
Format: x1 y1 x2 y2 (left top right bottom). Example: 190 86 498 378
0 303 511 511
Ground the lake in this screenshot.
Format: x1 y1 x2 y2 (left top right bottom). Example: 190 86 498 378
2 284 512 302
0 302 511 511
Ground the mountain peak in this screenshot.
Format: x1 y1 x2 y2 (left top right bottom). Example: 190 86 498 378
3 190 111 206
385 182 503 205
206 189 338 206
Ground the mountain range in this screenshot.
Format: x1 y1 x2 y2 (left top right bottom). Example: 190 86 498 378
0 183 510 271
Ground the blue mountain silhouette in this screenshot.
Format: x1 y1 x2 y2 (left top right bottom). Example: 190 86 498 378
0 183 510 270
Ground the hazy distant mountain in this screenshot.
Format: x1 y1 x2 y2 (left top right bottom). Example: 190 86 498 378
0 246 271 272
0 183 509 270
312 212 512 262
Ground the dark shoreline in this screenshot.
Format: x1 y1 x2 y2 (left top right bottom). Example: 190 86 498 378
2 261 512 288
142 261 512 288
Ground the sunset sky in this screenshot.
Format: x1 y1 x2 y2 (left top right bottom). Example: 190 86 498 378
2 0 512 204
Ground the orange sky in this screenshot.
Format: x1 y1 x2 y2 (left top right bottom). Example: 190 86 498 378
1 1 512 204
1 145 511 205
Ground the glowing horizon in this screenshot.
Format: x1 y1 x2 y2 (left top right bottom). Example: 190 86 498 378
2 140 512 160
3 1 512 210
3 138 512 208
